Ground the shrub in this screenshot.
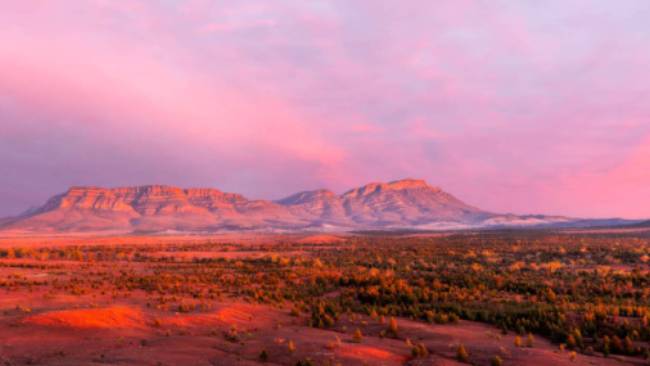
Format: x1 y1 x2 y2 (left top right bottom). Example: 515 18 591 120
569 351 576 361
352 328 363 343
456 344 469 362
526 333 534 348
259 349 269 362
411 343 428 358
224 326 239 343
387 317 398 337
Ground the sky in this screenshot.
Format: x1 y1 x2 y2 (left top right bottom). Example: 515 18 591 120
1 0 650 219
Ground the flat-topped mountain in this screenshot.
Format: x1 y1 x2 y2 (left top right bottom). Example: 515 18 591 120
0 179 634 233
6 184 301 232
39 185 250 215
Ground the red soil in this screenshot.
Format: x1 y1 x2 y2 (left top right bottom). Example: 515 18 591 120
296 234 345 244
2 298 641 366
24 306 145 329
336 344 407 363
147 250 305 260
162 303 275 328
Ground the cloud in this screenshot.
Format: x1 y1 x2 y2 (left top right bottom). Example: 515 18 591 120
539 136 650 218
1 1 650 218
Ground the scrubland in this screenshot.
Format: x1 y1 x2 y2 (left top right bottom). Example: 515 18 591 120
1 230 649 365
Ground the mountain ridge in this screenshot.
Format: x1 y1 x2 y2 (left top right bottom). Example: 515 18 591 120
0 179 641 233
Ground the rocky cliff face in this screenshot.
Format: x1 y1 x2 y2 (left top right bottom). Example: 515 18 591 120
37 186 249 215
2 179 491 233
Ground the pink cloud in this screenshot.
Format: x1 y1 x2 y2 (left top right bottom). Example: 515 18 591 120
539 136 650 218
1 1 650 218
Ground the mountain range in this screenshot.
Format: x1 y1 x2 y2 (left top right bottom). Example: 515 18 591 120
0 179 640 233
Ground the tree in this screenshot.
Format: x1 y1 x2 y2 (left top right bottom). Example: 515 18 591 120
490 355 503 366
611 335 623 353
567 334 576 349
602 336 610 357
624 336 634 355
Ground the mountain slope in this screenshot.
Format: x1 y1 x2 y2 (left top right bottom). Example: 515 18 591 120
277 189 348 225
339 179 488 225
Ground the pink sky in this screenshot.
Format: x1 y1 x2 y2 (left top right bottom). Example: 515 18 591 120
1 1 650 218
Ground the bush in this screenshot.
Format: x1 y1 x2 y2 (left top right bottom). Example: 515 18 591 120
387 317 398 337
352 328 363 343
526 333 534 347
411 343 428 358
259 349 268 362
456 344 469 362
